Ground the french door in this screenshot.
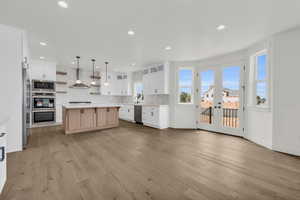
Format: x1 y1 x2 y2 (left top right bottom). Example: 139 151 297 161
196 64 245 136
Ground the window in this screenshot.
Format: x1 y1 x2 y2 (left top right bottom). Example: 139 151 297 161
134 82 144 103
252 50 268 107
178 68 193 104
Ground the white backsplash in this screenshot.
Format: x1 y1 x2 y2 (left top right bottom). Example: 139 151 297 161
56 65 123 105
56 89 123 105
121 94 169 105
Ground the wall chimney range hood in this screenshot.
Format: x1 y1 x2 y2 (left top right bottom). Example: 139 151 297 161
70 56 90 88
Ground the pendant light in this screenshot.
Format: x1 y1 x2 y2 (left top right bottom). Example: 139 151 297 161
91 59 96 85
75 56 81 84
103 61 109 86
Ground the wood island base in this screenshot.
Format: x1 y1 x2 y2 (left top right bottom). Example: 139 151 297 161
63 106 120 134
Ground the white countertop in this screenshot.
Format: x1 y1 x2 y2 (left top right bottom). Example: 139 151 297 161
63 104 122 109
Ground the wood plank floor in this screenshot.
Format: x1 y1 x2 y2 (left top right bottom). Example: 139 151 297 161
1 121 300 200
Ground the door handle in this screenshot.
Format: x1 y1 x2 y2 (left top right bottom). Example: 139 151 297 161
0 146 5 162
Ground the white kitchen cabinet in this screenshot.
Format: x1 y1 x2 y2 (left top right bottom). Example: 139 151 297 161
142 105 169 129
142 63 169 95
101 72 132 96
0 125 7 194
119 105 134 122
101 72 115 95
30 60 56 81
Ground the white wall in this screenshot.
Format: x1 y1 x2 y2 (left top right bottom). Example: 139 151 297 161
169 61 197 129
0 24 24 153
244 39 273 149
55 65 124 123
273 27 300 156
168 43 275 150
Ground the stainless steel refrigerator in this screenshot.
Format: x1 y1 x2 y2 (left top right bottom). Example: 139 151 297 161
22 57 31 148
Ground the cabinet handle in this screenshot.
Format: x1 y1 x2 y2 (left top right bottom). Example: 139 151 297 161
80 109 84 114
151 112 154 116
0 132 6 138
0 146 5 162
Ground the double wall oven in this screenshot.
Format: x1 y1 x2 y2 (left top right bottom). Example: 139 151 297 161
32 80 56 125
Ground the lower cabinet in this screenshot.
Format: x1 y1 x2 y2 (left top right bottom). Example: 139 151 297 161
142 105 169 129
63 107 120 134
96 108 107 127
67 109 81 131
119 105 134 122
107 108 119 126
80 108 96 130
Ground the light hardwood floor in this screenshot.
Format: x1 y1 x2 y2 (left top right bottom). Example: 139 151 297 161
1 121 300 200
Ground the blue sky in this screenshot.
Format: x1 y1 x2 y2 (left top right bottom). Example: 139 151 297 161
179 55 267 98
179 69 193 86
257 54 267 98
200 67 240 94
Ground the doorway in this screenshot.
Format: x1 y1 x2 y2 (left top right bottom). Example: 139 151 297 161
196 64 245 136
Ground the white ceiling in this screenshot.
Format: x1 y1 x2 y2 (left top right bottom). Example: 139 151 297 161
1 0 300 71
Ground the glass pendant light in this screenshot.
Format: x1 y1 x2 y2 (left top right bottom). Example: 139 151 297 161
103 61 109 86
91 59 96 85
75 56 82 84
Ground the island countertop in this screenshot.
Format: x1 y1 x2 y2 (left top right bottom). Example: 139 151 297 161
62 104 122 109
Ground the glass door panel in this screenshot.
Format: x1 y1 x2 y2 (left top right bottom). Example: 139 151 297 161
200 70 215 125
197 64 244 136
221 66 242 131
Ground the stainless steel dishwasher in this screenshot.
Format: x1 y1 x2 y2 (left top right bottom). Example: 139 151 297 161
134 105 143 124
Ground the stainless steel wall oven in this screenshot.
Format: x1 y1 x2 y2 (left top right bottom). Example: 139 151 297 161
32 111 56 124
32 80 55 92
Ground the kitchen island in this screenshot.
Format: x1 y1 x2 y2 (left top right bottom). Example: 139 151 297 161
62 104 121 134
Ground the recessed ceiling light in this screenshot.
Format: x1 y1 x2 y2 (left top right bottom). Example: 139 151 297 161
40 56 45 60
58 1 68 8
217 25 226 31
165 46 172 51
40 42 47 46
71 61 75 65
128 30 135 36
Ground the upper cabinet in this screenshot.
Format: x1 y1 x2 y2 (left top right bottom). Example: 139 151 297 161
143 62 169 95
30 60 56 81
101 72 132 96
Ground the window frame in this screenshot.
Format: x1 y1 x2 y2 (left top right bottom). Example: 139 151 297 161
252 49 269 108
133 81 144 102
178 67 194 105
